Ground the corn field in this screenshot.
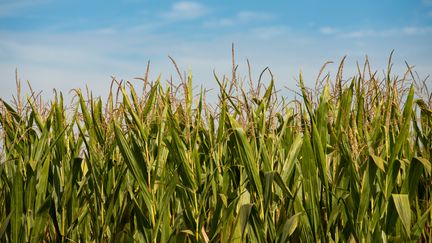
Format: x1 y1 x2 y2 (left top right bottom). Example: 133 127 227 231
0 58 431 242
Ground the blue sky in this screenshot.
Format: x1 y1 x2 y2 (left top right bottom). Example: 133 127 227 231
1 0 431 100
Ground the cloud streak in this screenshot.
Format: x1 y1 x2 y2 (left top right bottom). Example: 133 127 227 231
318 26 432 38
203 11 273 28
319 27 339 35
161 1 206 21
1 23 431 102
0 0 49 18
1 2 431 102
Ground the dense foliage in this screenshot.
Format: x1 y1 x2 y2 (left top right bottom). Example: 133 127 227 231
0 59 431 242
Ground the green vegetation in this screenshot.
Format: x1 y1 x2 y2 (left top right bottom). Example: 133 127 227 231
0 57 431 242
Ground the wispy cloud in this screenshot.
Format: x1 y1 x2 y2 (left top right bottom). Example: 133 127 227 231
350 26 432 38
402 26 432 35
319 26 432 38
0 0 49 17
319 26 339 35
236 11 273 22
344 29 398 38
203 11 273 28
1 26 431 102
161 1 206 21
249 25 287 39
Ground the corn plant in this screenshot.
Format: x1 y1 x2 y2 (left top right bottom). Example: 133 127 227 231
0 58 431 242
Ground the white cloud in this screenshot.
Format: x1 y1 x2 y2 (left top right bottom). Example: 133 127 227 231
423 0 432 5
318 26 432 38
236 11 273 22
0 0 49 17
161 1 206 20
402 26 432 35
249 26 288 39
319 27 339 35
1 23 431 102
203 11 273 28
344 29 395 38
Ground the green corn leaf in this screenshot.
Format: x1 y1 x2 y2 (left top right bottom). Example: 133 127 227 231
371 154 386 172
279 212 302 242
229 116 264 209
142 78 159 119
414 157 431 173
390 85 414 162
30 156 51 242
392 194 411 236
113 122 154 225
281 134 302 183
239 204 253 241
0 212 11 240
11 166 23 243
